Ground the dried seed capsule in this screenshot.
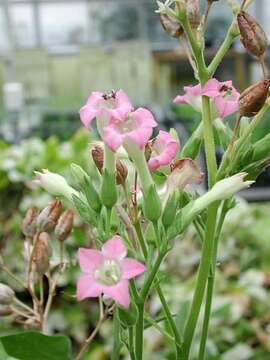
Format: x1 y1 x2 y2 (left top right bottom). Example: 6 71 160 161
237 11 268 58
159 13 183 38
91 143 128 185
0 304 13 316
32 232 52 275
0 283 15 305
36 200 62 232
187 0 200 30
239 79 270 117
22 207 39 238
55 209 74 242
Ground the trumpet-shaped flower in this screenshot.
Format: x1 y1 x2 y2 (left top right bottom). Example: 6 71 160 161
79 89 133 130
103 108 157 152
174 78 240 119
77 236 146 308
148 130 179 171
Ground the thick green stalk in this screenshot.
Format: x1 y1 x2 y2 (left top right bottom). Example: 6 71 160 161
104 145 116 175
198 203 227 359
128 327 136 360
111 310 121 360
182 94 219 358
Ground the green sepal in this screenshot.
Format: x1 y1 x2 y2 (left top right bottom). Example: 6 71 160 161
252 133 270 162
162 191 179 229
72 194 96 225
82 176 102 213
101 169 117 208
118 303 138 328
181 137 202 159
143 185 161 222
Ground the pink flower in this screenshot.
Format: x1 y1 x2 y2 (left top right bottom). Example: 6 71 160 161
103 108 157 152
148 130 179 171
174 78 240 119
76 236 146 308
79 89 133 129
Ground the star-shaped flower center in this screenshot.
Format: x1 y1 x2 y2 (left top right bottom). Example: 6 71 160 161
94 259 121 286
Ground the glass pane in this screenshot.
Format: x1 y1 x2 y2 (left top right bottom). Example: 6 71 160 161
9 4 36 48
0 7 9 54
40 2 88 47
88 2 140 43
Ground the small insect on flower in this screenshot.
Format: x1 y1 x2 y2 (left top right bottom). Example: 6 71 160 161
76 236 146 308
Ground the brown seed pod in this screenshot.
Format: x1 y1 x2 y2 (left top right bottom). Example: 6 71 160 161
159 13 183 38
91 143 128 185
55 209 74 242
187 0 200 30
239 79 270 117
32 232 52 275
237 11 268 58
36 200 62 232
22 207 39 238
0 305 13 316
0 283 15 305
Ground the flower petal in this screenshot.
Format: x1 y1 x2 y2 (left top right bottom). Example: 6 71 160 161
78 248 104 274
76 274 102 300
214 96 239 118
102 236 127 260
79 92 103 128
202 78 220 97
103 279 130 308
121 259 146 279
103 124 124 151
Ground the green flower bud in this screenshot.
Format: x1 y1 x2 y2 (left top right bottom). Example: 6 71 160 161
101 170 117 208
162 191 179 229
143 185 162 222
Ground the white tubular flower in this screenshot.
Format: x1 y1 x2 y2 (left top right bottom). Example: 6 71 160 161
34 169 78 201
192 173 254 214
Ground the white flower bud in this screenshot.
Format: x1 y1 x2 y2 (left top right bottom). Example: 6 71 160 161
0 283 15 305
192 173 254 214
33 169 78 201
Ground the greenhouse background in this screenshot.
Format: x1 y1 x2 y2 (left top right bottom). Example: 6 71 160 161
1 1 270 359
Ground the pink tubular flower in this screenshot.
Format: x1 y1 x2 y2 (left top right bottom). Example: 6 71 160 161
79 89 133 129
103 108 157 152
76 236 146 308
174 78 240 119
148 130 179 171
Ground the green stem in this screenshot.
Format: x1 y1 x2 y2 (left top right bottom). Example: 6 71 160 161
135 302 144 360
128 327 136 360
156 284 182 358
111 310 121 360
105 207 112 239
207 21 238 77
134 221 148 259
182 202 219 359
198 203 227 359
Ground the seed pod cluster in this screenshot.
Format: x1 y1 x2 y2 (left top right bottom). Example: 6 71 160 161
239 79 270 117
237 11 268 58
91 143 128 185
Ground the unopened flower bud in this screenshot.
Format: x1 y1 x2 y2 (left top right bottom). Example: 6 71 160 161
70 163 89 187
32 232 52 275
0 283 15 305
37 200 62 232
91 143 127 185
22 207 39 238
239 79 270 117
0 304 12 316
34 169 78 201
55 209 74 242
159 13 183 38
237 11 268 58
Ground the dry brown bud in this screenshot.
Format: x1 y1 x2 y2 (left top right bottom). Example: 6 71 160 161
239 79 270 117
145 141 153 162
22 207 39 238
36 200 62 232
55 209 74 242
91 143 128 185
0 304 12 316
32 232 52 275
187 0 200 30
159 13 183 38
91 143 104 173
237 11 268 58
0 283 15 305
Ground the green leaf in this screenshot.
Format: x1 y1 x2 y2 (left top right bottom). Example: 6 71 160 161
0 342 17 360
175 300 190 337
0 332 72 360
